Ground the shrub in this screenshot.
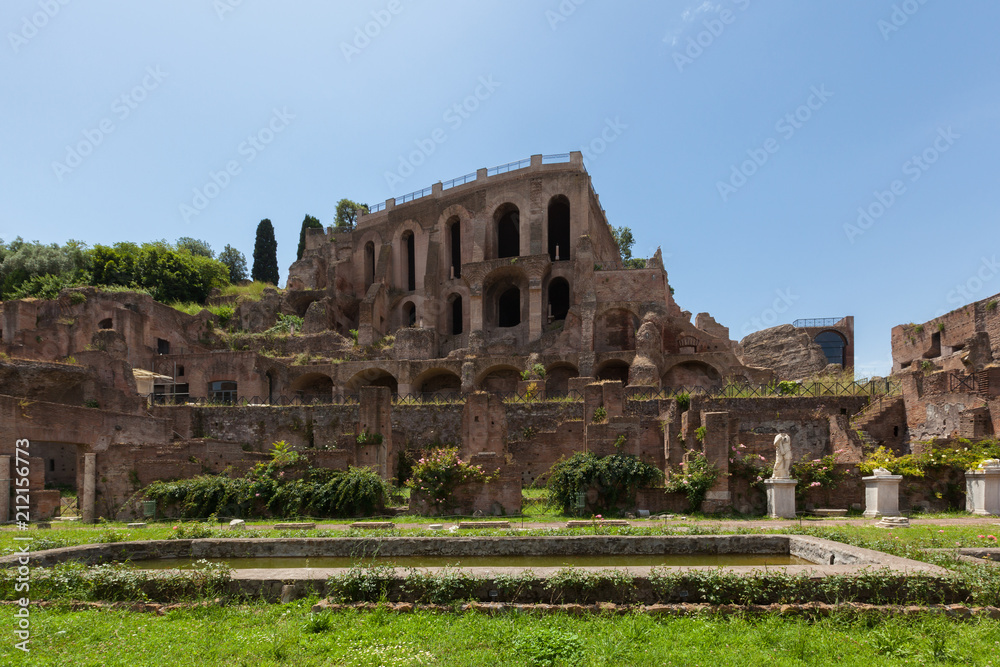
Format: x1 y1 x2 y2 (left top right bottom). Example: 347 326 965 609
592 407 607 423
406 448 496 512
547 451 663 513
142 463 389 519
675 392 690 413
664 450 719 511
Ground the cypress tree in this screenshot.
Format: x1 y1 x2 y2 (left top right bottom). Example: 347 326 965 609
296 214 323 260
251 219 279 285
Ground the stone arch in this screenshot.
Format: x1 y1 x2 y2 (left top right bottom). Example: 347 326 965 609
401 300 417 327
289 372 334 402
392 221 421 292
483 266 528 330
493 203 520 259
595 307 640 352
357 231 382 289
346 368 398 394
661 361 723 390
413 368 462 396
98 317 113 330
545 362 579 396
546 277 571 322
476 364 522 393
596 359 630 385
447 293 464 335
547 195 571 261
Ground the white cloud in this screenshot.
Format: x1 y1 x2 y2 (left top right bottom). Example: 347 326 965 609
664 1 722 46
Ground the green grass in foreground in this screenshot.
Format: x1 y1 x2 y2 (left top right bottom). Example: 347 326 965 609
3 601 999 666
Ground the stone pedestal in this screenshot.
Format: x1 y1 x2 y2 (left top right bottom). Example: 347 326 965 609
863 473 902 518
82 453 96 524
965 467 1000 515
765 478 797 519
0 456 10 523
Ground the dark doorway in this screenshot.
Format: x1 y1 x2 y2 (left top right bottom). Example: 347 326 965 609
548 197 570 261
498 287 520 327
497 211 519 259
451 295 463 335
403 232 416 291
404 302 416 327
449 219 461 279
548 278 570 321
364 241 375 288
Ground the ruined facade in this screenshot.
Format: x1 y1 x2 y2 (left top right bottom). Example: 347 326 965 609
4 152 982 522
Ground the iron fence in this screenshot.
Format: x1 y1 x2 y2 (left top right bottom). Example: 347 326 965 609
792 318 843 328
145 379 899 409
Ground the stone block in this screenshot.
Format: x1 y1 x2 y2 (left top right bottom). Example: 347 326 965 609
765 478 797 519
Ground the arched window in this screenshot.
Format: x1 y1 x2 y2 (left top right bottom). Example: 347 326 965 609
497 208 520 259
815 331 847 366
404 302 416 327
402 231 416 291
98 318 113 329
548 278 570 321
448 218 461 279
364 241 375 289
449 294 463 335
498 287 520 327
209 380 237 404
547 196 570 261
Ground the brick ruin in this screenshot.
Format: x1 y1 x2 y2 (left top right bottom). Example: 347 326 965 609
3 152 996 519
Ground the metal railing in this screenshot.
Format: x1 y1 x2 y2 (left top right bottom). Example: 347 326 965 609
792 318 843 328
949 371 979 393
145 378 900 409
487 157 531 176
361 153 579 218
397 186 433 205
441 172 476 190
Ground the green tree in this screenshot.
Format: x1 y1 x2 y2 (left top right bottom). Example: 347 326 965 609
296 214 323 260
218 244 248 283
334 199 369 231
251 219 279 285
0 237 91 299
612 226 647 269
176 237 214 258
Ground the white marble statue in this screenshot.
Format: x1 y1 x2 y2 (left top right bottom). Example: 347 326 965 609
771 433 792 479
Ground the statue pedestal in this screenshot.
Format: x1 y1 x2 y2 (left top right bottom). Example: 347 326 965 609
863 474 902 518
764 478 797 519
965 468 1000 515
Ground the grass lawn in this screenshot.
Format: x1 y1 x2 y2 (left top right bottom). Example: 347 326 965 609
3 600 999 666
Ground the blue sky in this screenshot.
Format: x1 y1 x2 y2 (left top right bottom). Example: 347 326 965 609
2 0 998 377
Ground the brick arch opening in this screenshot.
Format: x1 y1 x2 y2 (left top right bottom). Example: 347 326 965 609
545 363 579 396
476 365 521 393
596 360 630 385
414 369 462 397
547 195 571 261
290 373 334 402
346 369 398 395
661 361 722 391
494 204 520 259
547 277 570 322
